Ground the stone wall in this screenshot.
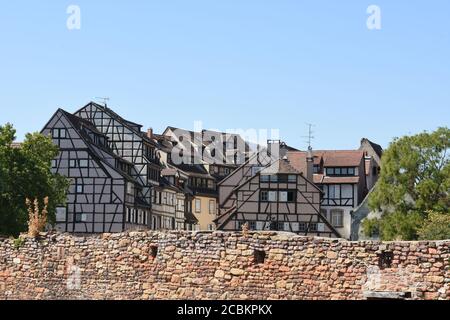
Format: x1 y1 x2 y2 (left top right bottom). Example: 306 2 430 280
0 231 448 300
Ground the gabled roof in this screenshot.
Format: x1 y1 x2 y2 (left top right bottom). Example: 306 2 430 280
57 109 138 184
76 102 157 146
260 158 300 175
314 150 365 167
361 138 383 158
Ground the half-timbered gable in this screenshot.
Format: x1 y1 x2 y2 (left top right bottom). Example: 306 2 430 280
216 147 340 238
74 102 161 206
42 109 141 233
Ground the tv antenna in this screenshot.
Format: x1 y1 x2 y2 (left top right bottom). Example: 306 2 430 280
94 97 110 107
301 123 315 150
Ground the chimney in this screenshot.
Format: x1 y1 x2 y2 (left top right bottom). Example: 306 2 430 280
306 146 314 182
147 128 153 139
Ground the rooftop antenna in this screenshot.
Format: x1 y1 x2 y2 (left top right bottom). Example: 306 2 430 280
94 97 110 107
301 123 315 151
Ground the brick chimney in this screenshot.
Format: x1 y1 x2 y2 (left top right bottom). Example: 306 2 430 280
147 128 153 139
306 146 314 182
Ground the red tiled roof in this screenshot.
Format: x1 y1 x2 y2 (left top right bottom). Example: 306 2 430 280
286 151 307 174
315 150 364 167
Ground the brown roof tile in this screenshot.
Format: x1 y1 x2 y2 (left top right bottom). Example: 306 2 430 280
316 150 364 167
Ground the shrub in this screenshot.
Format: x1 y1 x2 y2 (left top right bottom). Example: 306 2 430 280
26 197 49 238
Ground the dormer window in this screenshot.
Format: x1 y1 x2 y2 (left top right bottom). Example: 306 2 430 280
326 167 356 176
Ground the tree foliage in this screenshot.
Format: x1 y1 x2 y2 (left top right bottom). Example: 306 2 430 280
417 211 450 241
0 123 70 237
367 127 450 240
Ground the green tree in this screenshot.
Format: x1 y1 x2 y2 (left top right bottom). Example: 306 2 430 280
366 127 450 240
417 211 450 240
0 123 70 237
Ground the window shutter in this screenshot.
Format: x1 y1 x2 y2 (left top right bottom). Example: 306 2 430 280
318 223 325 232
284 222 290 231
256 222 264 231
292 222 299 232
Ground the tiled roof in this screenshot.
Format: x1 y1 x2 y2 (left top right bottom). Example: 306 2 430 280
285 151 307 174
260 158 300 175
316 150 364 167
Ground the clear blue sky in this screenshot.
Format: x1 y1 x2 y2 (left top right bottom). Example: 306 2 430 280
1 1 449 150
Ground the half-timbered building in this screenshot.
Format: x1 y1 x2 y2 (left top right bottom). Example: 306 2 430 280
216 143 340 238
41 109 143 233
74 102 164 229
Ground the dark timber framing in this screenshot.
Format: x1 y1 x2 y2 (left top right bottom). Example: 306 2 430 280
216 151 341 238
42 109 139 233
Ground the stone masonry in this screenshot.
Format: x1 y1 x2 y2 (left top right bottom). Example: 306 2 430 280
0 231 448 300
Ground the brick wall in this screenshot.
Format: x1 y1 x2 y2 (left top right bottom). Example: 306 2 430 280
0 231 448 300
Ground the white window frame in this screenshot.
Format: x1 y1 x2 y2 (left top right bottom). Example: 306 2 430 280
195 199 201 213
209 200 215 215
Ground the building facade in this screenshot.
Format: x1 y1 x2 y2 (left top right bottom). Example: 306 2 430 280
216 143 340 238
42 109 142 233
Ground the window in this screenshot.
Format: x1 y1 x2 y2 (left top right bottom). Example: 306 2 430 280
287 191 295 202
69 160 77 168
331 210 344 227
260 175 270 182
52 128 67 139
309 223 318 232
277 222 285 231
75 213 87 223
277 190 295 202
299 223 307 232
51 159 58 169
55 207 66 222
341 185 353 199
127 183 134 195
195 199 201 213
248 221 256 230
269 175 278 182
79 159 89 168
76 183 83 194
256 221 265 230
224 168 230 175
373 166 379 176
268 191 277 202
313 165 320 174
209 200 215 215
288 175 296 182
207 224 215 231
326 167 356 176
260 191 268 201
